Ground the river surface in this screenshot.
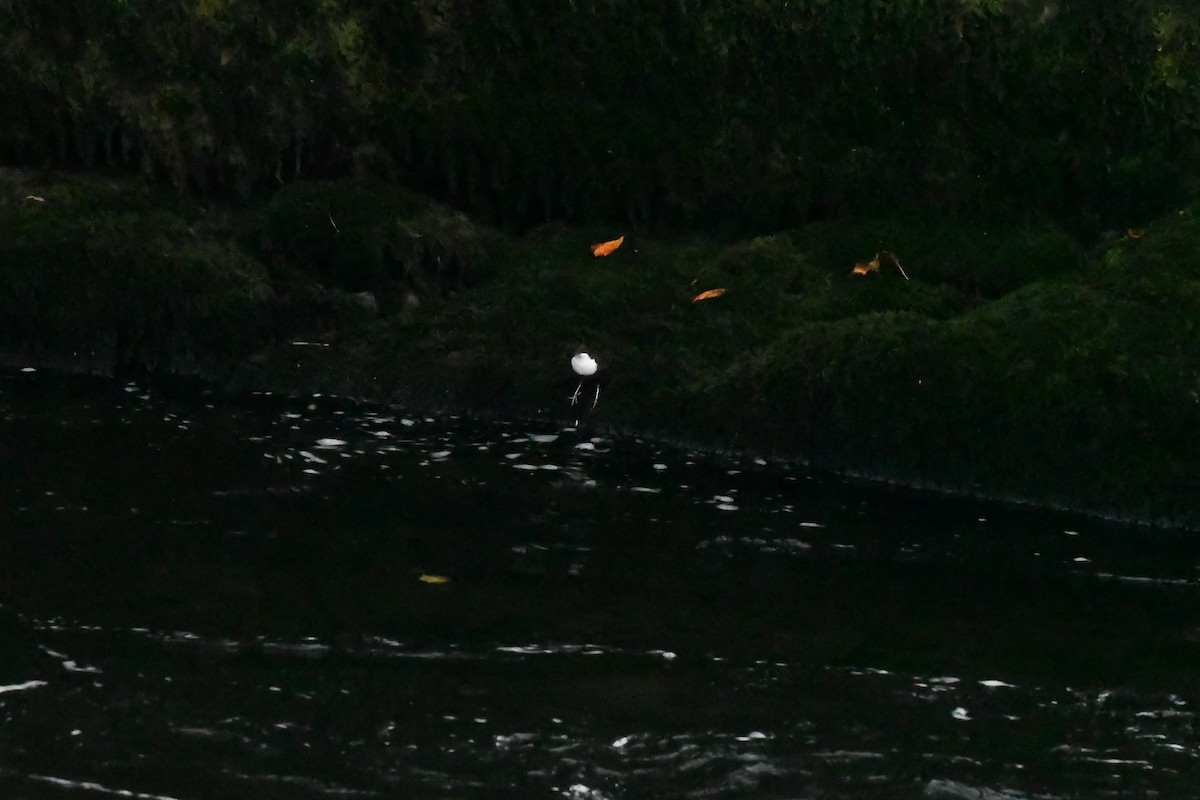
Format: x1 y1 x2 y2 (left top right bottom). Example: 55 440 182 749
1 366 1199 799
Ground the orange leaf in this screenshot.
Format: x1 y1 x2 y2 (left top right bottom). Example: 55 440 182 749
851 256 880 276
692 288 726 302
1126 228 1146 239
851 251 909 279
590 235 625 257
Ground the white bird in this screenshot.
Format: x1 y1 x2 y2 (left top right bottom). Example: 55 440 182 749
570 345 600 410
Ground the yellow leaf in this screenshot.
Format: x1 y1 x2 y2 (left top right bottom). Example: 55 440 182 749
692 288 726 302
419 574 450 584
1126 228 1146 239
590 235 624 257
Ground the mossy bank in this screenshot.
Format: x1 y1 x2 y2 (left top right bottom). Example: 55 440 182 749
2 170 1198 528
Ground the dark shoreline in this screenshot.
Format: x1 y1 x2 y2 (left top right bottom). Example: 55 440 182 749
3 350 1191 535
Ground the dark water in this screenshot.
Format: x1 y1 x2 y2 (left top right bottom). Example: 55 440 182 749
1 367 1199 799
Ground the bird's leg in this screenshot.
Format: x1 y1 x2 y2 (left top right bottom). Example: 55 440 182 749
591 383 600 410
569 382 583 406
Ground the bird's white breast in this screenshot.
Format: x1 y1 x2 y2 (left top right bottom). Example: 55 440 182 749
571 352 598 376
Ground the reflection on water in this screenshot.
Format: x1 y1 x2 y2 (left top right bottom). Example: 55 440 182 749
1 367 1199 799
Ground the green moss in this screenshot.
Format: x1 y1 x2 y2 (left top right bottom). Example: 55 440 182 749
681 211 1200 520
373 203 1195 522
791 215 1085 298
0 170 272 373
249 179 499 308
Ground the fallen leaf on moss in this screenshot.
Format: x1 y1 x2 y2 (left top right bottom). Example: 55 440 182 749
851 255 880 276
1126 228 1146 239
692 288 727 302
851 251 909 280
591 235 624 257
24 195 44 203
419 574 450 584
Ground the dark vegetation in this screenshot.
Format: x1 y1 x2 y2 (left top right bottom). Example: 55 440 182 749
0 1 1198 524
2 1 1197 230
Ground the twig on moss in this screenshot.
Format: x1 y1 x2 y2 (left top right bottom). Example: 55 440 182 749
879 251 909 280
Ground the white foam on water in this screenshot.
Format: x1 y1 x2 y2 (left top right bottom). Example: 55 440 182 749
431 450 451 459
496 643 616 656
713 495 734 503
1134 707 1195 719
0 679 47 694
63 661 102 674
20 367 36 372
980 679 1016 688
1094 572 1193 586
302 468 319 475
539 464 560 471
28 775 184 800
653 463 667 471
315 438 347 447
495 732 537 748
630 487 660 494
813 750 884 761
298 450 327 464
529 434 559 443
716 503 738 511
512 464 538 471
1080 756 1152 767
575 442 595 450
